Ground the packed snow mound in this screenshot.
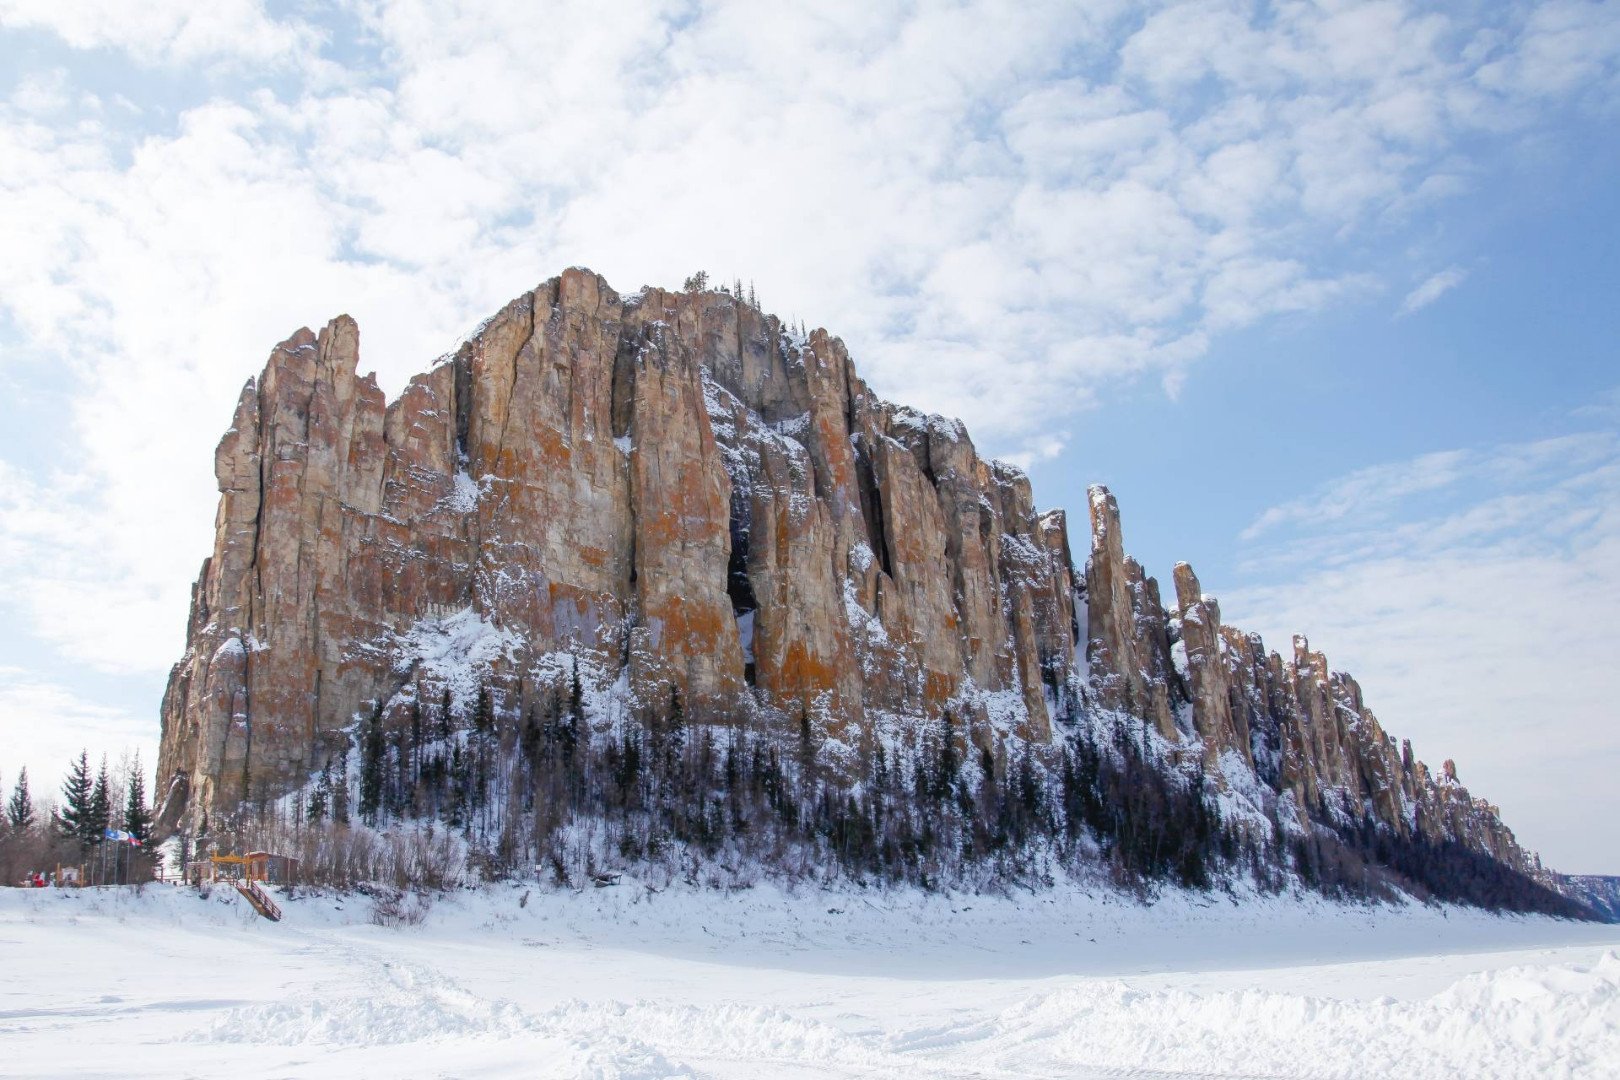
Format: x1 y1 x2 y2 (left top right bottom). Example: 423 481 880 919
5 886 1617 1079
186 951 1620 1078
195 960 531 1046
944 953 1620 1079
538 1001 885 1074
194 954 693 1077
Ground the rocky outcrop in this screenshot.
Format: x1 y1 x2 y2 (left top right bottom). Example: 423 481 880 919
157 270 1080 825
154 268 1539 882
1080 492 1536 873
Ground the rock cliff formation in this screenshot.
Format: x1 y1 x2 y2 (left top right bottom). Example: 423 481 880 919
155 268 1540 887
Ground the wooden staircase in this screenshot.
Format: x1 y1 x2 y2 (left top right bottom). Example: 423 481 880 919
235 879 283 922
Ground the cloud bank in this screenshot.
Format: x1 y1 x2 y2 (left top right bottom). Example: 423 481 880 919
1 1 1617 862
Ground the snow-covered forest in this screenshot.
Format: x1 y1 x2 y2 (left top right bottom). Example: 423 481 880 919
150 658 1580 920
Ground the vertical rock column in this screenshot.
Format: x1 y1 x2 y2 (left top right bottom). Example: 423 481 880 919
1085 486 1177 739
1172 562 1247 770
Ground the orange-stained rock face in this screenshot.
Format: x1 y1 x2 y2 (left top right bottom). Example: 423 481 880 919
153 269 1539 881
156 270 1083 826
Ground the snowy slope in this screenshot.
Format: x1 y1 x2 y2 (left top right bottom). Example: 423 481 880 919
2 883 1617 1079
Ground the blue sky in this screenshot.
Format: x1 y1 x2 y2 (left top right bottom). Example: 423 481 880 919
0 0 1616 871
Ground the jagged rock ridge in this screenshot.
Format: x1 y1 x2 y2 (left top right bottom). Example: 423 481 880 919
155 268 1539 886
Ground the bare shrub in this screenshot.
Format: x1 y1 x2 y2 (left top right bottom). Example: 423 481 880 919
365 885 434 927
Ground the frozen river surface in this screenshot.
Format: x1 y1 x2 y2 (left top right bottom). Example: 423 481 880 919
2 880 1617 1078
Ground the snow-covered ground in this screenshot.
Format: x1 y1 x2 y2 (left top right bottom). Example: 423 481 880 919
3 881 1617 1078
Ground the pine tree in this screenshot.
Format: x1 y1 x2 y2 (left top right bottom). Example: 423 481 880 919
935 711 960 802
57 751 93 848
560 669 582 801
797 705 816 789
122 758 151 847
88 758 113 844
438 687 454 742
569 656 584 723
7 767 34 831
665 684 686 769
472 683 494 824
359 705 386 826
332 752 350 826
410 696 423 793
307 759 332 823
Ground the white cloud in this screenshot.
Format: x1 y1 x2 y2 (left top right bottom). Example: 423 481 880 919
5 1 1607 452
1223 426 1620 873
0 0 316 67
0 0 1617 801
1237 433 1615 549
1398 266 1470 315
8 67 70 114
1476 0 1620 102
0 667 153 801
1240 448 1472 540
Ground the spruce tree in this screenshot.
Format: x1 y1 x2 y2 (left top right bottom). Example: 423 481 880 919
665 684 686 768
88 758 113 843
797 705 815 788
472 683 494 823
7 767 34 831
936 711 960 802
359 705 385 826
332 752 350 826
410 696 423 792
569 656 584 723
306 759 331 823
122 760 151 847
58 751 93 848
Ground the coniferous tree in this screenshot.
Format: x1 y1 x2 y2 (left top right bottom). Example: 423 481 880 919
359 704 386 826
796 705 816 791
332 752 350 827
122 759 151 847
410 696 423 788
936 711 960 803
565 660 585 798
7 767 34 831
665 684 686 774
57 751 94 849
438 687 454 742
569 656 585 720
307 759 332 823
88 758 113 843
